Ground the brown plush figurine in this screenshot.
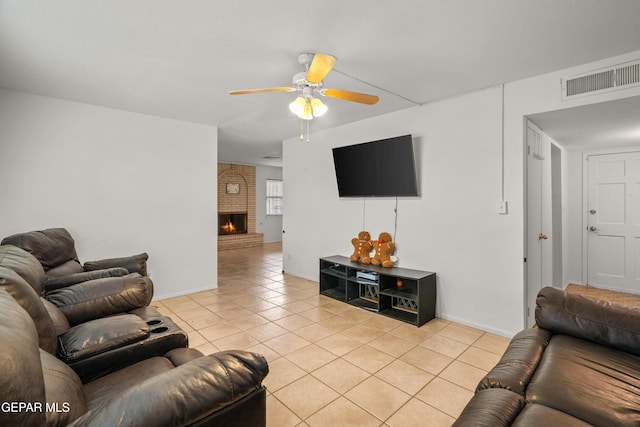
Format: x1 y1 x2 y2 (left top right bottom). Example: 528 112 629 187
371 232 395 268
350 231 373 264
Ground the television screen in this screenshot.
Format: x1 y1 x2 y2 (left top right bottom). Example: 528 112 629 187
332 134 418 197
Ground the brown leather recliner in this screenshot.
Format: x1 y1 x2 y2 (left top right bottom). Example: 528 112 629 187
1 227 150 293
0 287 269 426
0 244 185 382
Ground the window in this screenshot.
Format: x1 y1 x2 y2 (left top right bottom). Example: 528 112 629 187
266 179 283 215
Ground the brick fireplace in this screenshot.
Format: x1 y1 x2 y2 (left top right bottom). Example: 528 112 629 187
218 163 263 250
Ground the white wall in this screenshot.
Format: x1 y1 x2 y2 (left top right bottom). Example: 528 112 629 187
283 87 524 337
256 165 283 243
283 49 640 337
508 50 640 295
0 89 218 299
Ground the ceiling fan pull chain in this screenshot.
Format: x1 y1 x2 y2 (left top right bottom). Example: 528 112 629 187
299 119 304 141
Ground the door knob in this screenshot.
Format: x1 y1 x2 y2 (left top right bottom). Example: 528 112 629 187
589 226 598 232
538 233 548 240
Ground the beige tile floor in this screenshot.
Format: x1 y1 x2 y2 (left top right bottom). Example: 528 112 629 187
153 243 510 426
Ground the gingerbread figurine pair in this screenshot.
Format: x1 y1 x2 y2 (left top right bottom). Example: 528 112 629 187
350 230 395 268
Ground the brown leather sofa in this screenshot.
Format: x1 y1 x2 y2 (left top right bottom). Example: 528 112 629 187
2 227 151 293
0 244 186 382
0 287 269 426
453 286 640 426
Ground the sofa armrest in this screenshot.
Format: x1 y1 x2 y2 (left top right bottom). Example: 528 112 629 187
83 253 149 276
68 350 269 427
45 268 129 291
45 274 153 325
536 286 640 356
57 315 150 363
452 388 525 427
476 328 551 395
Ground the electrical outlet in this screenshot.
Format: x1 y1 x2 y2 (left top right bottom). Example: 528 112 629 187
497 200 508 214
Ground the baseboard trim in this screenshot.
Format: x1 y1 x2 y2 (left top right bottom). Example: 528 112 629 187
152 284 218 301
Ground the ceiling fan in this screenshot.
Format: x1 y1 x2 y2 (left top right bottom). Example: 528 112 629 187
229 53 379 121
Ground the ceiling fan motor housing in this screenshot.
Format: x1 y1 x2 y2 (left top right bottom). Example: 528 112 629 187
297 53 315 67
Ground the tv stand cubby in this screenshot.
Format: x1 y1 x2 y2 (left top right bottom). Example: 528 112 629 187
319 255 436 327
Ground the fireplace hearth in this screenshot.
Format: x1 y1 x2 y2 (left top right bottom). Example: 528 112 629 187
219 213 247 235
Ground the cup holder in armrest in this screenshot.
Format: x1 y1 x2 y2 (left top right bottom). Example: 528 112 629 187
151 326 170 333
146 319 163 326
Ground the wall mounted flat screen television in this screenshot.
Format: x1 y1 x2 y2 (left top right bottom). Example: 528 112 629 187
332 134 418 197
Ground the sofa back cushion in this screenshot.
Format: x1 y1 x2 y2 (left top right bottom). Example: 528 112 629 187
0 289 47 426
40 349 87 426
0 244 47 295
526 334 640 426
1 228 79 271
0 266 58 354
536 286 640 356
46 259 85 281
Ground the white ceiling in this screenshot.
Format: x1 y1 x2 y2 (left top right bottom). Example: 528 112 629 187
1 1 640 166
529 96 640 151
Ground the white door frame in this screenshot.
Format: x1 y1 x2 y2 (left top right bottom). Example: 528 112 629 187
524 119 566 327
581 145 640 286
524 120 555 327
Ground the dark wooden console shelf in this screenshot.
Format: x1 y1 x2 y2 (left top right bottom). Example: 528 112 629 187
319 255 436 327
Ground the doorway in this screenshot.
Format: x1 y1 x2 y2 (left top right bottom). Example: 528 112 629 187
525 95 640 326
525 121 563 327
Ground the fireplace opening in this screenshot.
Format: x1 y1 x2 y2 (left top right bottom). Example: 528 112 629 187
218 213 248 235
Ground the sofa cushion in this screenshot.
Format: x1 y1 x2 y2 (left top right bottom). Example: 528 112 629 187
526 334 640 426
512 404 594 427
84 252 149 276
1 228 79 271
83 356 178 410
41 297 71 335
46 273 153 325
0 245 47 295
45 259 85 281
0 289 47 427
40 349 86 426
536 286 640 356
45 267 128 291
0 266 58 354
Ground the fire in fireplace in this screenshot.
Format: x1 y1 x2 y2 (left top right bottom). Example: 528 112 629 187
218 213 247 235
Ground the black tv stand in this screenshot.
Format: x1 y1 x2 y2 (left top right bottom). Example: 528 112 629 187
319 255 436 327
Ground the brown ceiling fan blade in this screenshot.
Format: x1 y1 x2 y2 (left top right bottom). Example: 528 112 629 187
229 87 296 95
322 88 379 105
306 54 336 84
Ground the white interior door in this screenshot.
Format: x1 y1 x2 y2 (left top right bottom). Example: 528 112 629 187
526 123 553 327
586 151 640 293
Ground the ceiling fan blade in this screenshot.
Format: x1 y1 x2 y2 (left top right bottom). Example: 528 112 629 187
229 87 296 95
306 53 336 84
321 88 379 105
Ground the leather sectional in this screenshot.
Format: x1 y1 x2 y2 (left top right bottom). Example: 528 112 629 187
0 228 269 426
454 286 640 426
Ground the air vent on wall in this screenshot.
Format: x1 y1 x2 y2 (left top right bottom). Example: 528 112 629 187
562 59 640 100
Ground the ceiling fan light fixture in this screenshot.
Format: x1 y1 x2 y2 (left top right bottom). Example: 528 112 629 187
288 96 306 116
299 98 313 120
311 97 328 117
